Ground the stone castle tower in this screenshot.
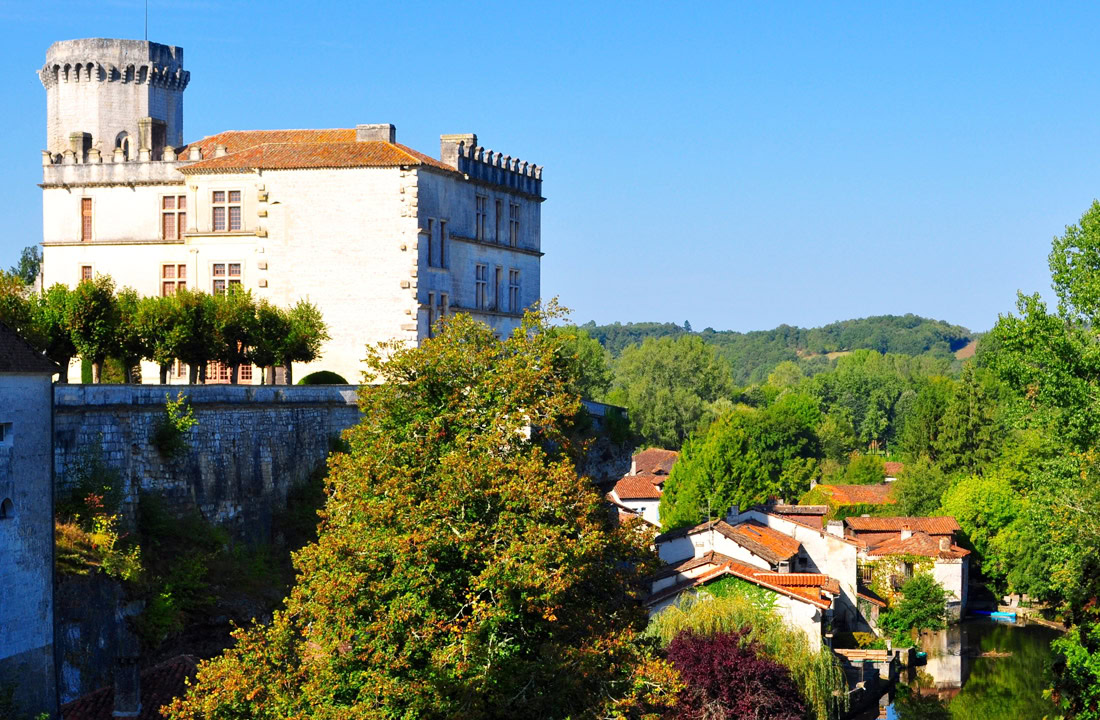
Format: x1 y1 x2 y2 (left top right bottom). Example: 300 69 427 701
39 38 188 162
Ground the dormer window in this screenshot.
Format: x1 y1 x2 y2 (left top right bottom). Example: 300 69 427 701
212 190 241 231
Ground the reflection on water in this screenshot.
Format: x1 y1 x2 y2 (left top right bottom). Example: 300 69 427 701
886 620 1060 720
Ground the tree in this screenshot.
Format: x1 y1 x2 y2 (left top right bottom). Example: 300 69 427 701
544 325 613 400
897 376 954 460
136 295 183 384
8 245 41 285
281 299 329 385
212 286 257 384
172 289 218 383
29 284 75 382
609 335 733 449
893 457 949 516
879 574 949 639
165 309 672 719
66 275 118 383
249 300 292 385
0 269 33 338
665 629 806 720
941 474 1022 588
114 287 147 383
843 452 885 485
818 410 858 463
934 364 1004 474
765 360 804 390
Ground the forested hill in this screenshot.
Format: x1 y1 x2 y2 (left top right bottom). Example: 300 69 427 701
580 314 974 385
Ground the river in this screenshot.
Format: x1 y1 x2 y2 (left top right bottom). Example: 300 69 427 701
857 619 1061 719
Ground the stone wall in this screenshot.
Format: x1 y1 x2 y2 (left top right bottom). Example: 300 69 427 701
53 385 361 542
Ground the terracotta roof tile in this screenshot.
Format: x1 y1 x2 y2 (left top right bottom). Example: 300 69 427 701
0 322 59 374
866 531 970 559
717 520 801 565
883 462 905 476
647 554 838 611
176 129 457 174
845 516 960 535
650 550 737 580
819 484 897 505
611 474 661 501
61 655 199 720
633 448 679 475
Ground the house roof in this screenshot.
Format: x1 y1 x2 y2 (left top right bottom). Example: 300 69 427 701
719 520 801 565
611 474 662 501
650 550 738 580
883 461 905 476
845 516 960 535
177 129 458 174
857 586 888 608
819 484 897 505
633 448 679 475
647 558 835 610
0 321 59 374
61 655 199 720
866 531 970 560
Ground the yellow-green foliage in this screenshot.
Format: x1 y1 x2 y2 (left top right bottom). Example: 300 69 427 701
647 592 847 720
55 514 142 581
861 556 934 606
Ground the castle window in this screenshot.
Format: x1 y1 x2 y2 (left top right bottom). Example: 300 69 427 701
475 264 487 309
161 263 187 296
0 422 10 445
439 221 448 267
509 202 520 247
81 198 93 241
0 498 12 520
212 191 242 232
115 132 131 160
80 265 92 282
425 219 434 267
494 266 502 310
439 292 448 319
162 195 187 240
475 194 488 241
495 200 502 243
509 269 520 312
211 263 242 294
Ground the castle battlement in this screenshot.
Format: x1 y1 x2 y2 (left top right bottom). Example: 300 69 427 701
445 135 543 198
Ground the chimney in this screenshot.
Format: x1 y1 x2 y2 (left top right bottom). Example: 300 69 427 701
356 124 396 143
440 133 477 168
827 520 844 538
900 524 912 541
629 458 637 476
939 536 951 552
214 143 228 158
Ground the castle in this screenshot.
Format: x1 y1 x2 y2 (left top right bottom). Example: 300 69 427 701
39 38 544 384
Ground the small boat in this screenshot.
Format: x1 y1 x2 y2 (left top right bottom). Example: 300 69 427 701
972 610 1017 622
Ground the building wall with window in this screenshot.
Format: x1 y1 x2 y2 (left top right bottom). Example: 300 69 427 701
0 331 59 716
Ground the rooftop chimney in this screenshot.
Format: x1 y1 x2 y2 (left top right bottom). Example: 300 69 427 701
440 133 476 168
939 536 952 552
900 525 913 541
357 124 396 143
827 520 844 538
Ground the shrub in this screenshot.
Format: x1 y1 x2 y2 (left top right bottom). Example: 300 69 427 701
55 493 141 581
666 628 807 720
880 573 950 640
153 391 197 458
297 370 348 385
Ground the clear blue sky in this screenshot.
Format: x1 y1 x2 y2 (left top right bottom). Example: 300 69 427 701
2 1 1096 333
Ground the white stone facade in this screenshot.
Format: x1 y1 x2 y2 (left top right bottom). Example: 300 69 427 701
39 40 543 385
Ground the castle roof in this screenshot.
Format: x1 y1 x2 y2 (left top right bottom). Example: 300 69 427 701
0 321 59 374
177 129 458 174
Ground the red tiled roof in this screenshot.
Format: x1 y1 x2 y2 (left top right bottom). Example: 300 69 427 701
753 572 841 595
719 521 801 565
883 462 904 476
176 129 457 174
61 655 199 720
866 531 970 560
819 484 897 505
857 587 888 608
0 321 59 374
650 550 738 580
633 448 679 475
845 516 960 535
647 558 835 610
611 474 661 501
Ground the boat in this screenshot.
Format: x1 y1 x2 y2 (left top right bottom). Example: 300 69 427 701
972 610 1017 622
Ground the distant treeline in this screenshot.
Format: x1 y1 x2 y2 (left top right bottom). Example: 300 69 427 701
580 314 975 384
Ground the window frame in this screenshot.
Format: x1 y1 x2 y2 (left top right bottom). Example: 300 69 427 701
439 220 448 268
161 194 188 241
475 194 488 241
508 202 520 247
80 197 93 241
160 263 188 296
508 269 520 312
79 265 93 283
475 263 487 309
211 190 242 232
211 262 243 295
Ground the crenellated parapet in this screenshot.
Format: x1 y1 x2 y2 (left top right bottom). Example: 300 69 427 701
39 60 189 90
454 140 543 198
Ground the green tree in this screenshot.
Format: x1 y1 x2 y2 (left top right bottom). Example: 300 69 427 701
893 457 949 516
544 325 613 400
879 574 949 639
165 309 672 719
765 360 804 390
114 287 147 383
934 364 1004 474
66 275 118 383
817 410 858 463
941 474 1022 590
249 299 292 385
136 294 184 384
843 453 885 485
0 269 33 338
609 335 733 449
281 299 329 385
212 286 257 384
172 288 218 383
8 245 41 285
897 376 955 460
30 283 76 382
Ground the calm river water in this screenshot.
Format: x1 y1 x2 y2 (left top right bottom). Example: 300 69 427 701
864 620 1061 719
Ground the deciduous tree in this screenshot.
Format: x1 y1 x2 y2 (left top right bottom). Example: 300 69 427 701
66 275 118 383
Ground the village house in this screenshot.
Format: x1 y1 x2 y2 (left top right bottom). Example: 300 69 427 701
606 448 678 527
0 323 59 716
844 516 970 619
38 38 543 384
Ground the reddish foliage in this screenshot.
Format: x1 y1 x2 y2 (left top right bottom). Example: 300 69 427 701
666 629 807 720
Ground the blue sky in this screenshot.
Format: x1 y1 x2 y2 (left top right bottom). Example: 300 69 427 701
2 1 1097 333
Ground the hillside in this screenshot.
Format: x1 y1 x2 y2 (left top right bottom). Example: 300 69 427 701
580 314 974 384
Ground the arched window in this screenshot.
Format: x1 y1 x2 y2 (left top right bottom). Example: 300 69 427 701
116 132 131 160
0 498 13 519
